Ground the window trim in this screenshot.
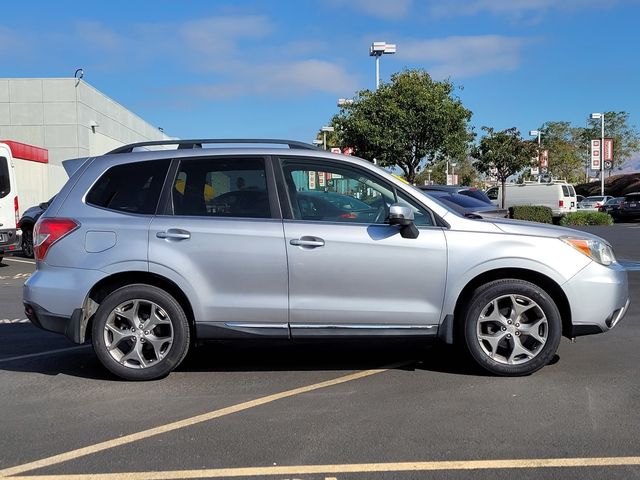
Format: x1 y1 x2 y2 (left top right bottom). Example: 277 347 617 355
275 156 439 228
157 154 282 220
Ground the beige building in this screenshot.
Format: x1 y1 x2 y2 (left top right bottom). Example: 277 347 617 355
0 78 171 198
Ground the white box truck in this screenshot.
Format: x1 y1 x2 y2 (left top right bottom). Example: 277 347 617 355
0 141 49 262
486 180 578 218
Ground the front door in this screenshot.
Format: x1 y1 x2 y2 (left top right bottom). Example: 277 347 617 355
278 158 447 337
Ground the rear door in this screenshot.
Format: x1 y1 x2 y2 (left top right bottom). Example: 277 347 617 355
148 155 289 336
0 145 18 247
560 185 577 213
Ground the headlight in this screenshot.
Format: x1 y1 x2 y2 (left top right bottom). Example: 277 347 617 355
560 236 616 266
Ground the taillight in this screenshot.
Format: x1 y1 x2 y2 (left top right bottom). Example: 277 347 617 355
339 212 357 219
14 196 19 225
33 218 79 261
559 200 564 207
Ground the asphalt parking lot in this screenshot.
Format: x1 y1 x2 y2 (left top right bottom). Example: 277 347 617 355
0 224 639 480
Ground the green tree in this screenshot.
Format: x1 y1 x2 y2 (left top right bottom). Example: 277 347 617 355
581 111 640 172
537 121 584 182
331 69 473 184
473 127 536 208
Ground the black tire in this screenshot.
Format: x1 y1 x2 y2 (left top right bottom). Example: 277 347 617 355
462 279 561 376
22 227 34 258
91 284 190 381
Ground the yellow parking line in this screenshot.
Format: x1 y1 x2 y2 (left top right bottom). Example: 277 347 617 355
0 363 408 478
5 456 640 479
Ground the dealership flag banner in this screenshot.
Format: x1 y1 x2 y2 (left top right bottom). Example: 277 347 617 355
604 138 614 169
591 139 601 170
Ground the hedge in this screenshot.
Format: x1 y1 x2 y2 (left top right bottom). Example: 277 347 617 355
559 211 614 226
509 205 553 224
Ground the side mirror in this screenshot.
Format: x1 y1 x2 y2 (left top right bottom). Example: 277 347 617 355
387 203 419 239
388 203 414 226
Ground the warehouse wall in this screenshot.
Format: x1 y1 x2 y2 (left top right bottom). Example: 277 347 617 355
0 78 170 200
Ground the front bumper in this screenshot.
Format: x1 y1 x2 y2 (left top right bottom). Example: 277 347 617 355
563 260 630 337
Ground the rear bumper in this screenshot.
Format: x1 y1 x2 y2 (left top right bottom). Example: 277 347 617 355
0 228 21 252
24 302 85 343
563 261 629 337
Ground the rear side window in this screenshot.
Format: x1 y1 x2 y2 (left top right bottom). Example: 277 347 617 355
0 156 10 199
86 159 170 214
172 157 271 218
561 185 576 197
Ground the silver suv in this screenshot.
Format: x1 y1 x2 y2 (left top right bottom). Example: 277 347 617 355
24 139 629 380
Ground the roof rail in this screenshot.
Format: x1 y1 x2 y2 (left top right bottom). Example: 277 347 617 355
107 138 319 155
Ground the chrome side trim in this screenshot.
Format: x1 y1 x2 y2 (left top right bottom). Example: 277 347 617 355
224 322 289 329
291 324 437 330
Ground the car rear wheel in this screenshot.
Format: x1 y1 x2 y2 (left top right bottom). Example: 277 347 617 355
463 279 561 376
22 227 34 258
91 284 190 381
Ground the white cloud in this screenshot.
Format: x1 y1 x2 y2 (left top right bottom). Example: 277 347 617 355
398 35 528 78
328 0 414 19
429 0 619 19
59 16 360 99
185 59 359 99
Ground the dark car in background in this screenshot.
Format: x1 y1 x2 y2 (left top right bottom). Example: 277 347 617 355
420 185 493 204
617 192 640 221
598 197 625 219
17 196 54 258
417 187 508 219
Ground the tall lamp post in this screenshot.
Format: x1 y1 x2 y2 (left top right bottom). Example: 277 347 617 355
369 41 396 89
529 129 543 178
451 162 457 185
321 126 334 150
591 112 605 195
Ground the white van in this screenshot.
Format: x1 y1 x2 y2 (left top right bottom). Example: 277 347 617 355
0 143 21 263
486 181 578 218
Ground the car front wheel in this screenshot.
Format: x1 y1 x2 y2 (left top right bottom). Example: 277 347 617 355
463 279 561 376
91 284 190 381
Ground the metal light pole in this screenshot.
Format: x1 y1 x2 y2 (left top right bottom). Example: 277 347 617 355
321 126 334 150
428 169 432 185
369 42 396 89
591 113 605 195
451 162 457 185
529 130 543 178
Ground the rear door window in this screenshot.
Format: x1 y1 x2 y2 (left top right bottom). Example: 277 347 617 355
86 159 171 214
0 156 10 199
172 157 271 218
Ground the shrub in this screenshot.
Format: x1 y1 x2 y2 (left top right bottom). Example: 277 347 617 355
559 211 614 226
509 205 553 224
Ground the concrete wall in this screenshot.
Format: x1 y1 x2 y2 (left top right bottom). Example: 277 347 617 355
0 78 171 200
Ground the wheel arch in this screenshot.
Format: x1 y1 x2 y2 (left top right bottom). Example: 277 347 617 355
451 268 572 343
80 271 196 344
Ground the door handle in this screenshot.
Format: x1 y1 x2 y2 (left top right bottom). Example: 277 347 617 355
156 229 191 240
290 237 325 248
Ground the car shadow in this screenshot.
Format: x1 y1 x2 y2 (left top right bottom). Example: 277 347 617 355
0 336 519 380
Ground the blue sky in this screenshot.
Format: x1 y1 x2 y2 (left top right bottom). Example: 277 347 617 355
2 0 639 154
